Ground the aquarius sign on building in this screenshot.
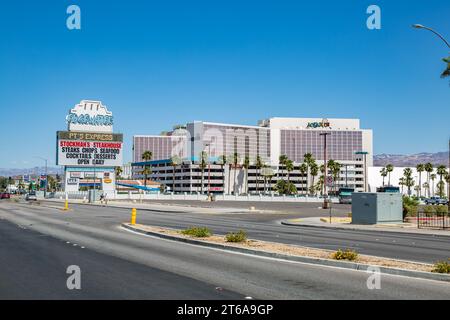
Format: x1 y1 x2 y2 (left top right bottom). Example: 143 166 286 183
306 119 331 129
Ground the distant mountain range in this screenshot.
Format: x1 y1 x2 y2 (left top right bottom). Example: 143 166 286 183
373 152 448 167
0 167 63 178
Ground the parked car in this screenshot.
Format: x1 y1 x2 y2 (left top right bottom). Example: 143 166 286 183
424 196 448 205
0 192 11 199
26 191 37 201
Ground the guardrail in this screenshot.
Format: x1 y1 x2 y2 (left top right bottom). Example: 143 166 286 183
45 191 338 203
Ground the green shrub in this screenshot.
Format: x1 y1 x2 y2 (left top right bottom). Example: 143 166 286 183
432 259 450 274
435 205 448 216
403 195 419 218
181 226 212 238
331 249 358 261
423 205 435 217
225 230 247 243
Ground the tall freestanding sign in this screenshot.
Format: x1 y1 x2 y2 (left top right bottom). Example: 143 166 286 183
56 100 123 197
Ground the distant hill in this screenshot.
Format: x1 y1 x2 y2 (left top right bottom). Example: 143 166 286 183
374 152 448 167
0 167 63 178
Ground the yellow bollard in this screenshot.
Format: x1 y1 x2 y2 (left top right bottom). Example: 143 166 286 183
131 208 137 225
64 200 69 211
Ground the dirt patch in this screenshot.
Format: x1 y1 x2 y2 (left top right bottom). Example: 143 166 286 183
128 223 434 273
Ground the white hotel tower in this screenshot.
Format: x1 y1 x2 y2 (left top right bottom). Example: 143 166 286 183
132 117 373 194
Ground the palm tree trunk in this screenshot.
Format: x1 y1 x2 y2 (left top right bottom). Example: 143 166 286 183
228 165 232 194
233 166 237 195
246 168 249 194
201 168 204 194
172 165 176 193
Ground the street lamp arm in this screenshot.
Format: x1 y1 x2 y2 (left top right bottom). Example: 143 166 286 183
413 24 450 49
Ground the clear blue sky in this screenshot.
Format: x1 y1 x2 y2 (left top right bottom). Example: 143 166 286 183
0 0 449 168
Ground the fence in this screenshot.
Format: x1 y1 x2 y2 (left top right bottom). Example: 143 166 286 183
417 208 450 230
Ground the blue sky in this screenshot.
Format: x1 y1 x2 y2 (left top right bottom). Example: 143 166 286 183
0 0 449 168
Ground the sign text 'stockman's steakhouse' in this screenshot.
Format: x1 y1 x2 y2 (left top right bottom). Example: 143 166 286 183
56 131 123 167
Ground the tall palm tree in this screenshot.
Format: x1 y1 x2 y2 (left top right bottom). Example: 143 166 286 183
303 153 314 195
243 156 250 194
115 166 123 181
218 155 227 194
299 163 308 195
403 168 414 195
430 173 437 197
199 151 207 194
416 164 424 198
141 166 152 188
380 167 387 186
399 177 405 194
278 154 289 180
232 153 240 195
255 155 263 194
436 165 447 184
441 56 450 83
385 164 394 186
170 155 181 193
309 162 319 196
285 159 294 183
141 151 153 187
424 162 433 197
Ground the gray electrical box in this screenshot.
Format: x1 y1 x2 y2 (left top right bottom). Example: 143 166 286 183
351 192 403 225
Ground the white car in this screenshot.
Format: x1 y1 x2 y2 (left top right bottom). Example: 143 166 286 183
25 192 37 201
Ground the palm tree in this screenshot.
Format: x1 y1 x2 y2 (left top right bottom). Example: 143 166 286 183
399 177 405 194
115 166 123 181
285 159 294 183
436 165 447 184
309 162 319 196
170 155 182 193
255 155 263 194
416 164 424 198
199 151 208 194
243 156 250 194
441 56 450 83
380 167 387 186
218 155 227 194
141 151 153 187
141 166 152 188
424 162 433 197
430 173 437 197
278 154 289 180
403 168 414 195
299 163 308 195
232 153 240 195
303 153 314 195
385 164 394 186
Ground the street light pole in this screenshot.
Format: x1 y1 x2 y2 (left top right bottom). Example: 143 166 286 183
319 132 331 209
35 156 48 198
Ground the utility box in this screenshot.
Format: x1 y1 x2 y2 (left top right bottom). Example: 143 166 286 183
351 192 403 225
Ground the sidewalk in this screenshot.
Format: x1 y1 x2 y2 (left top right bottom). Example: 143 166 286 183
281 217 450 237
41 198 258 215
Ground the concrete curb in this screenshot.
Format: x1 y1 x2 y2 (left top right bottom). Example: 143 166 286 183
39 200 233 215
280 220 450 238
121 223 450 283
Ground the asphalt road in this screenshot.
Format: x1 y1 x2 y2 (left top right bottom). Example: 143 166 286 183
37 201 450 263
129 199 351 216
0 200 449 299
